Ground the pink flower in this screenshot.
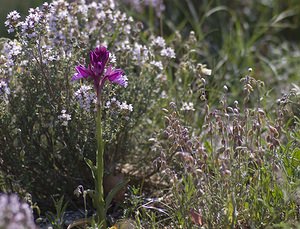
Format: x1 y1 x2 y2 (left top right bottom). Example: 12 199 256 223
72 46 127 95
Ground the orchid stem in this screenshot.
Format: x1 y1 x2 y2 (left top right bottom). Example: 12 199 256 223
95 102 106 228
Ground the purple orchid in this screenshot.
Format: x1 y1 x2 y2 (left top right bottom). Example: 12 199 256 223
72 46 127 95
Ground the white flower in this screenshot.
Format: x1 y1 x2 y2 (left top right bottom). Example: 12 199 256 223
201 68 212 76
0 80 10 103
156 73 167 81
160 47 176 59
105 97 121 108
151 36 166 48
180 102 195 111
120 101 133 112
1 41 22 67
160 90 167 98
6 10 21 21
98 11 106 20
105 98 133 112
150 60 163 70
74 85 96 112
198 64 212 76
110 53 116 63
123 24 131 34
58 109 71 126
5 10 21 33
132 43 142 61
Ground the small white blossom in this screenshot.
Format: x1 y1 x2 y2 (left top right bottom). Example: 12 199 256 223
19 7 43 39
6 10 21 21
74 85 96 112
0 194 36 229
181 102 195 111
105 97 121 108
150 60 163 70
0 80 10 96
105 98 133 112
160 90 167 98
151 36 166 48
0 80 10 104
5 10 21 33
2 41 22 68
110 53 116 63
119 101 133 112
98 11 106 20
58 109 71 126
160 47 176 59
118 39 131 51
123 24 131 34
122 75 128 88
199 64 212 76
132 43 149 62
156 73 167 81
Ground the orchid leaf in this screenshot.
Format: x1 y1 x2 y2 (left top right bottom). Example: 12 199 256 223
84 157 96 180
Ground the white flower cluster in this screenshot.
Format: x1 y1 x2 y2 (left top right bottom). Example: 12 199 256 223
151 36 166 48
150 60 163 70
119 101 133 112
198 64 212 76
74 85 97 112
0 80 10 103
2 0 175 78
58 109 71 126
180 102 195 111
151 36 176 59
0 194 36 229
38 44 61 64
117 35 175 69
131 43 150 64
1 0 176 118
5 10 21 33
160 47 176 59
1 41 22 71
21 8 44 39
105 97 133 112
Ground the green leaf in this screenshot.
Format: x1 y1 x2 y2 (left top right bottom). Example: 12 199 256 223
84 157 96 180
292 148 300 167
204 141 213 153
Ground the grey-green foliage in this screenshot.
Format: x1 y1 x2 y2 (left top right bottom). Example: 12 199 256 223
152 81 300 227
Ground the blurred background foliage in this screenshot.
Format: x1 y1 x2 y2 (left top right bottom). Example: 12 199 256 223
124 0 300 103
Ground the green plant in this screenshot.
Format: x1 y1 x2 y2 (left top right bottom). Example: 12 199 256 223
45 196 68 229
0 0 174 213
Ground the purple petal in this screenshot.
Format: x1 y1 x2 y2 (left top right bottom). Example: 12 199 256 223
71 65 91 81
71 73 84 81
76 65 91 78
90 51 96 65
92 61 104 76
90 46 109 67
105 66 127 87
97 46 110 64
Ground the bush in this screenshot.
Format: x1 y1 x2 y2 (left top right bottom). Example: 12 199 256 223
0 0 174 210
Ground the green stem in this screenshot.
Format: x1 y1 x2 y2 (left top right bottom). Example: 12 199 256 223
95 103 106 228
